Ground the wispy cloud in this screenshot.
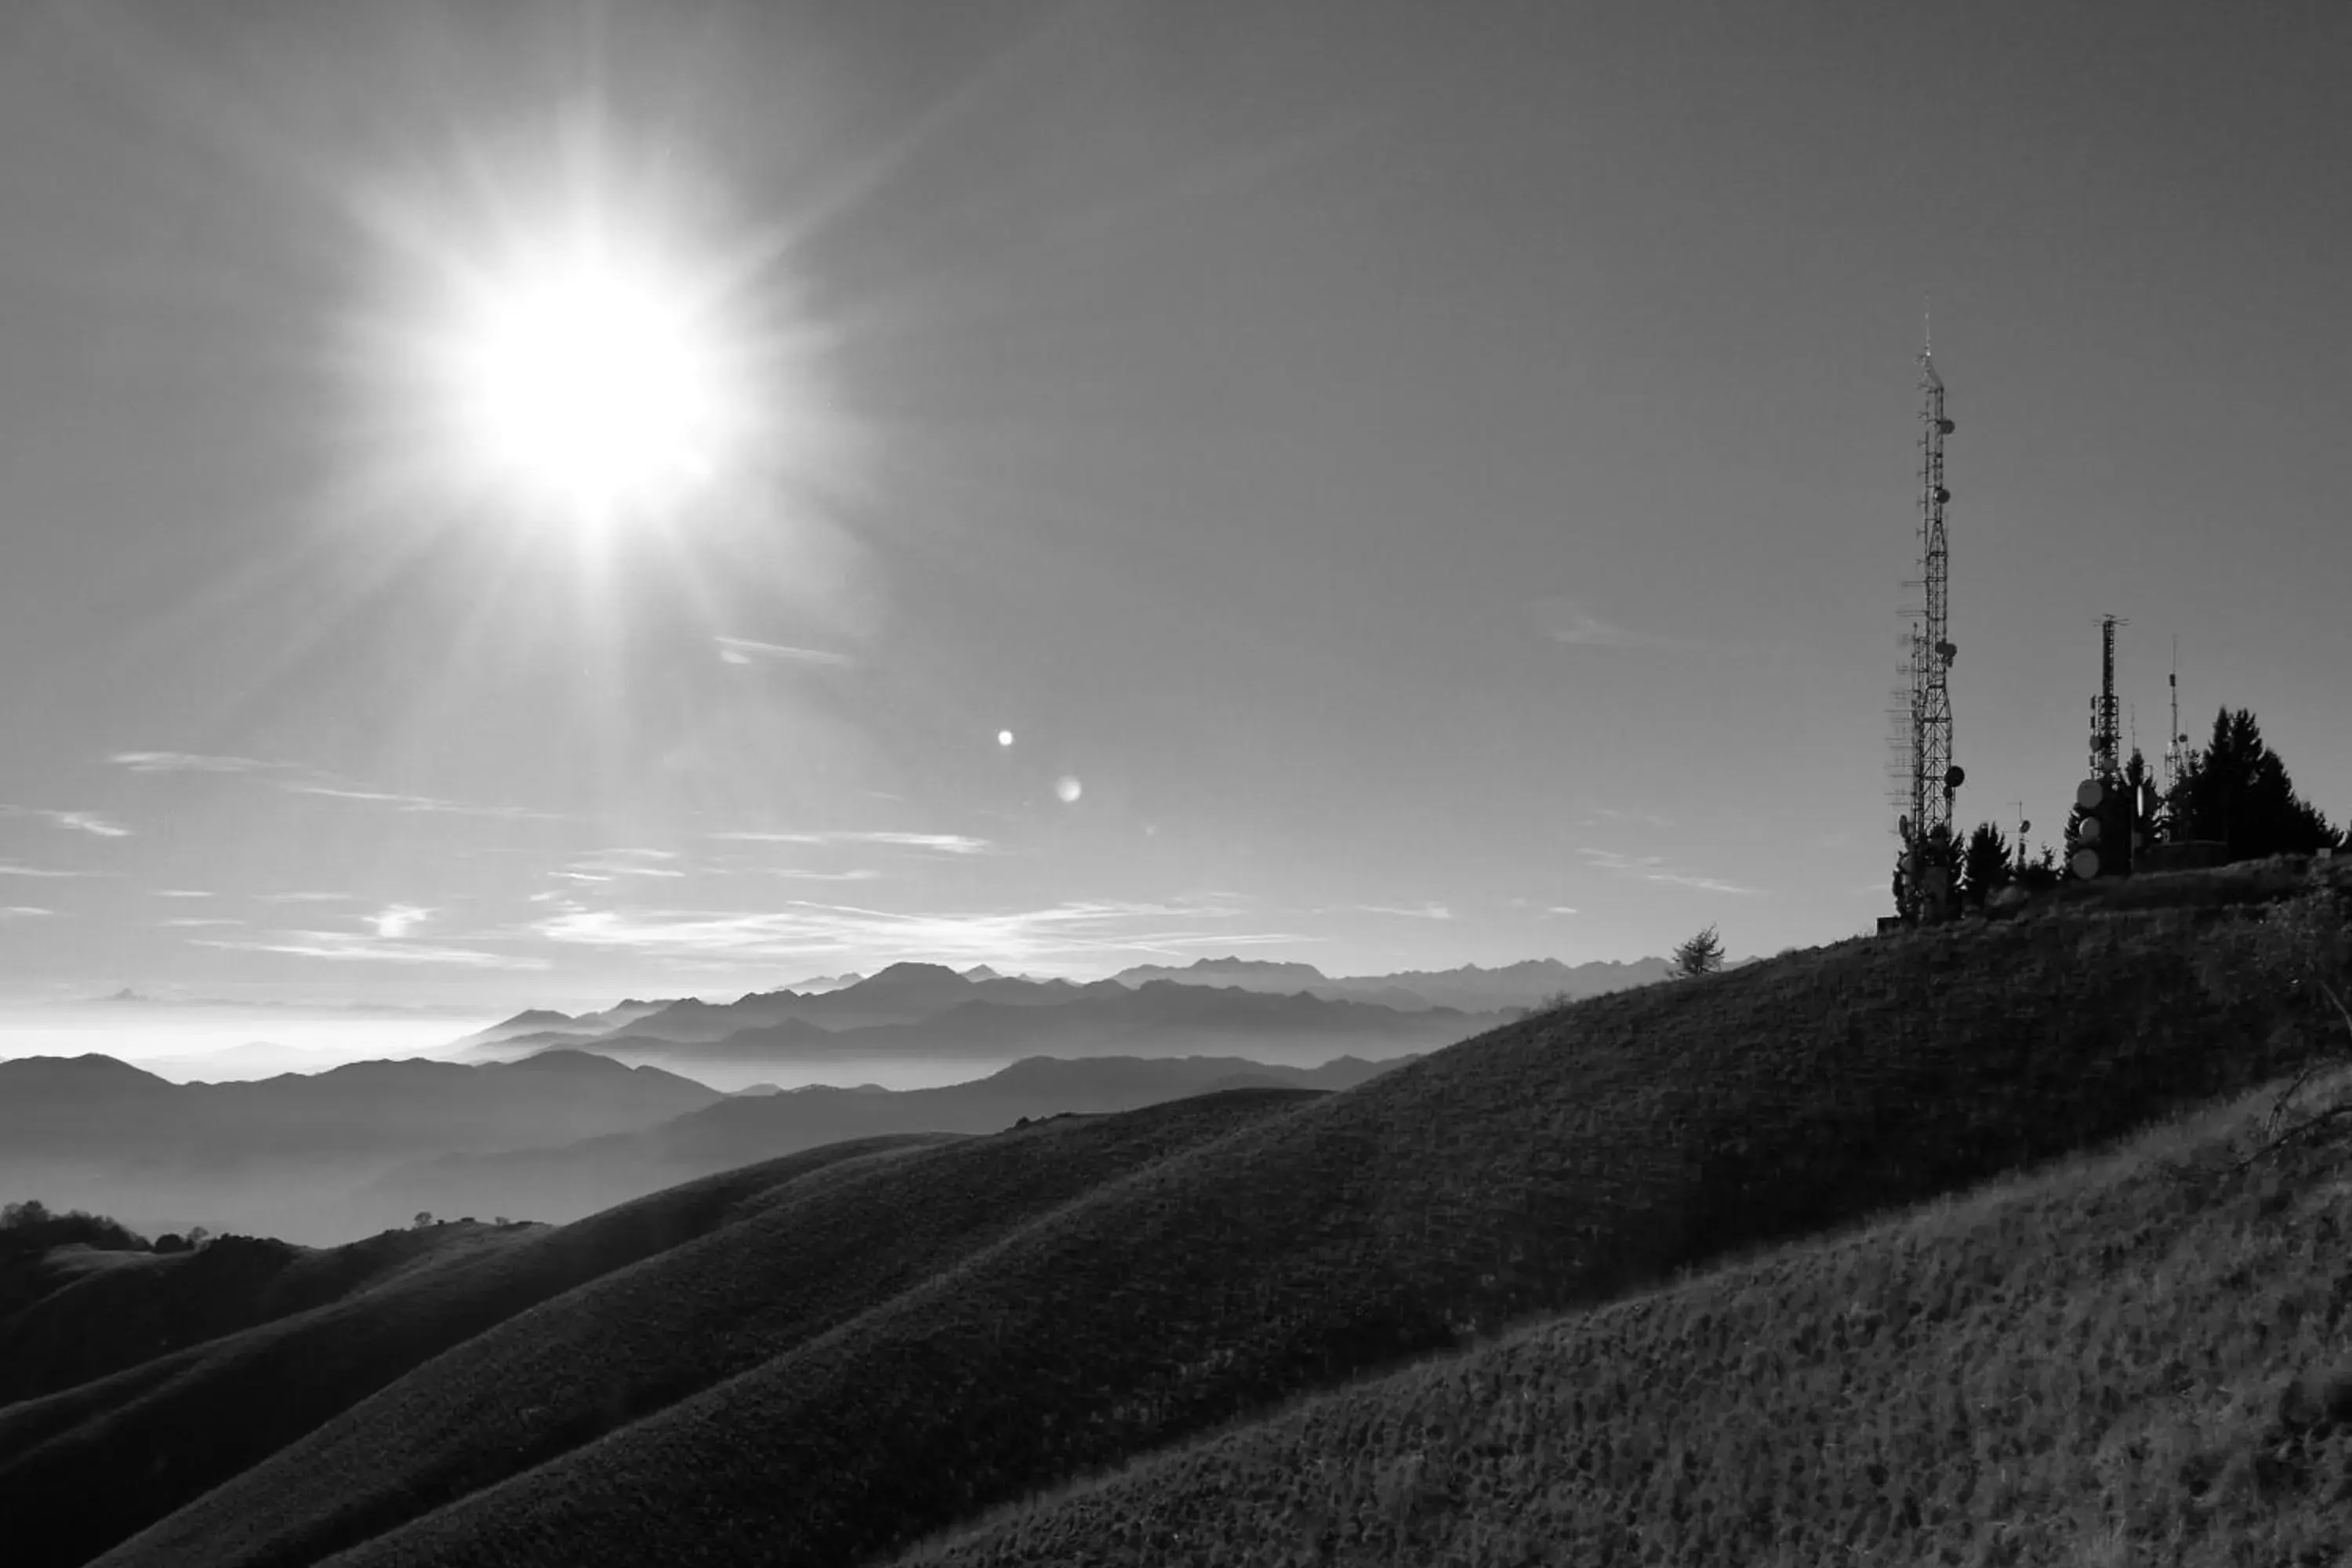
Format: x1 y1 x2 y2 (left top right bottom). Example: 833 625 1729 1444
1 906 54 919
0 862 88 878
714 636 855 668
529 895 1290 967
561 855 688 879
1588 806 1675 829
161 916 245 928
712 830 993 855
1578 848 1756 895
1544 906 1581 916
109 751 281 773
280 783 557 820
765 867 883 882
1334 902 1457 920
1533 597 1692 652
1 805 130 837
257 891 351 903
154 888 214 898
368 904 433 939
190 932 548 969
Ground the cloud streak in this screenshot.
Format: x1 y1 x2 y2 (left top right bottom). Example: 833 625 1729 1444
712 830 993 856
1334 902 1457 920
1533 597 1695 652
1 805 129 837
191 932 548 970
110 751 282 773
714 636 855 668
1578 848 1756 895
529 894 1294 968
0 862 88 878
280 783 557 820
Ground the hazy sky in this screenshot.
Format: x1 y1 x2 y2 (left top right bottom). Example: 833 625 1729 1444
1 0 2345 1009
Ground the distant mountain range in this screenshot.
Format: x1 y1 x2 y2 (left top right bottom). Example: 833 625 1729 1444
0 1047 1419 1244
1107 954 1675 1011
451 956 1664 1084
0 1051 721 1245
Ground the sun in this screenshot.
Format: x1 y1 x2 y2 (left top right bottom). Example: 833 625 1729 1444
426 222 751 528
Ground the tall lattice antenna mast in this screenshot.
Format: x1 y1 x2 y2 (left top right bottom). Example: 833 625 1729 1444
2089 614 2125 782
2165 635 2183 797
1891 337 1959 922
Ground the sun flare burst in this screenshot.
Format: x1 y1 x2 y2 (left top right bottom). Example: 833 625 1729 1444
436 226 744 526
348 129 844 543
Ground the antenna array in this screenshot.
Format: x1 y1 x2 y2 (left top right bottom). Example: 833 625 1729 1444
1889 347 1960 921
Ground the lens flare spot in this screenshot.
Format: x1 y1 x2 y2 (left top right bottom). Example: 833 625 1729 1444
1054 775 1083 804
997 730 1015 748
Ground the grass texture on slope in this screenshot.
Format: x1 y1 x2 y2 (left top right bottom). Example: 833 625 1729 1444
0 1223 520 1406
302 900 2341 1568
97 1088 1317 1568
895 1067 2352 1568
0 1134 955 1568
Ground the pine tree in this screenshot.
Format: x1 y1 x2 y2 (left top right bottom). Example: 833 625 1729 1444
1669 925 1725 978
1958 822 2013 909
2165 708 2344 861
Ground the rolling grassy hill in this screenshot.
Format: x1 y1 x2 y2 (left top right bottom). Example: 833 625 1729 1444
0 1224 517 1406
893 1065 2352 1567
0 1134 964 1568
24 864 2332 1568
358 1051 1417 1228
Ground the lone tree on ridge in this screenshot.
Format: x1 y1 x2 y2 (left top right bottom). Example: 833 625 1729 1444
1669 924 1725 978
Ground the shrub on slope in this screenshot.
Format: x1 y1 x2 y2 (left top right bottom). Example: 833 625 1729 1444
0 1134 953 1568
895 1068 2352 1568
297 900 2343 1568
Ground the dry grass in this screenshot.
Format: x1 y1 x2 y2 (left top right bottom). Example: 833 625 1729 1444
896 1071 2352 1567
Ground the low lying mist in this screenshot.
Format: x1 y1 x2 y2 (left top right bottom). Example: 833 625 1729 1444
0 1004 500 1081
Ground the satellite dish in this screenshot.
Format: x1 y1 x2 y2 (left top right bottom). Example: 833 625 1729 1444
1945 764 1966 789
2071 848 2101 879
1937 418 1955 434
2020 820 2032 836
1897 814 1911 838
2075 779 2104 810
2080 818 2102 843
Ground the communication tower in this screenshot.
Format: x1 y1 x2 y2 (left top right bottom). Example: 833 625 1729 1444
1888 344 1960 922
2165 636 2184 800
2088 613 2124 782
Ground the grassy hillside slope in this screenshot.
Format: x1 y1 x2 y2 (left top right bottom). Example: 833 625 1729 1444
895 1067 2352 1568
200 893 2343 1568
359 1052 1413 1227
0 1134 958 1568
0 1224 514 1405
98 1089 1317 1568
